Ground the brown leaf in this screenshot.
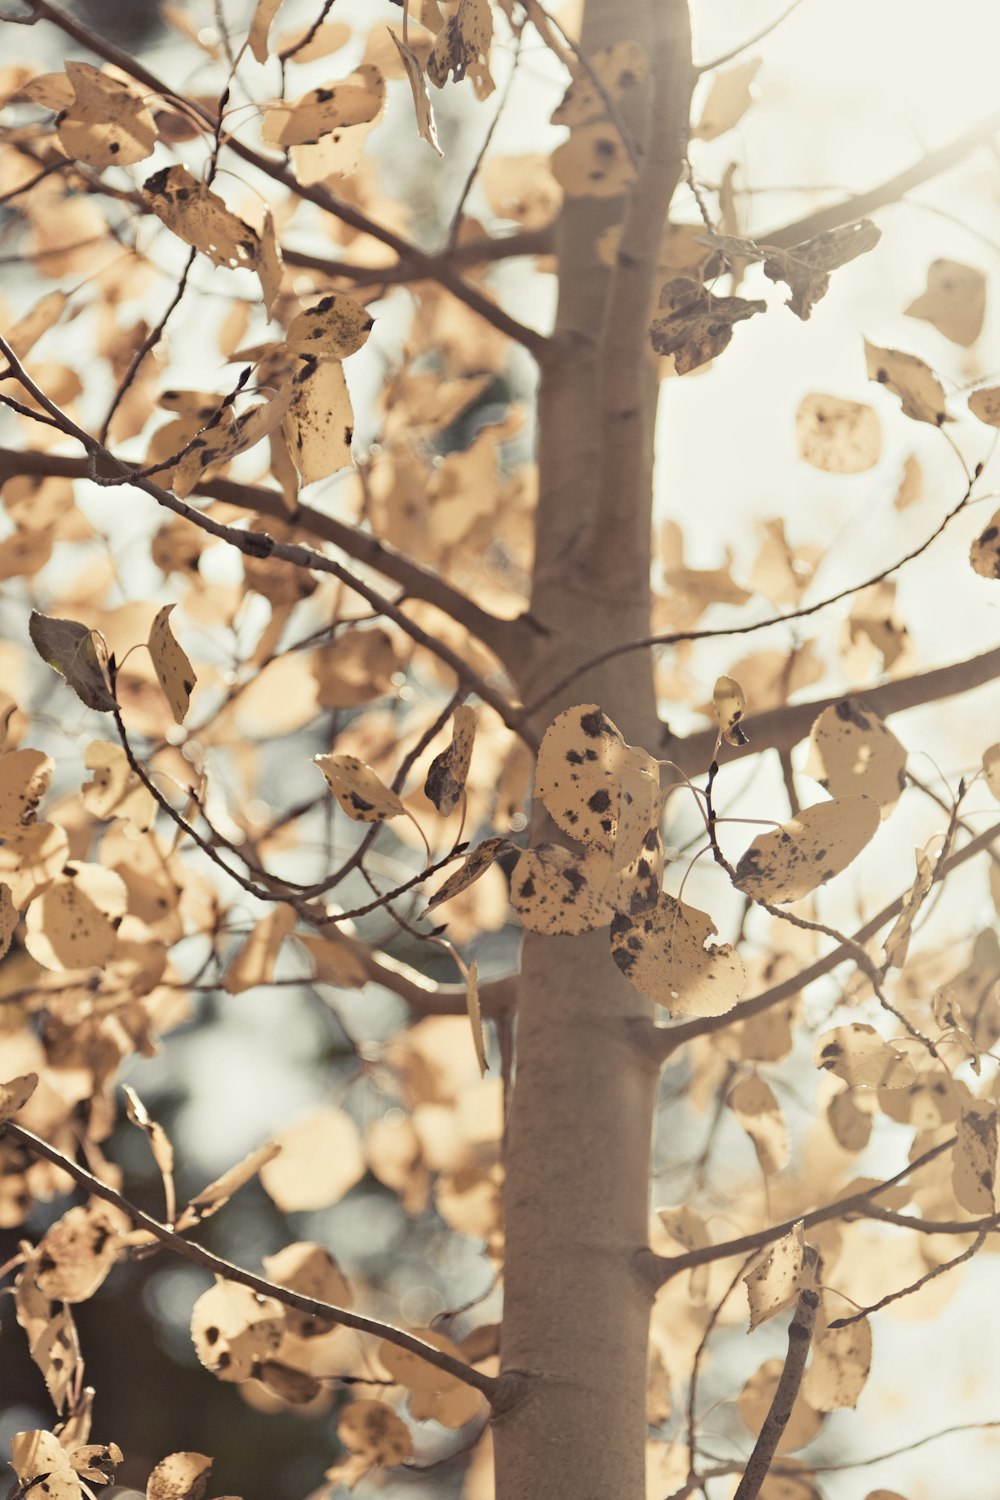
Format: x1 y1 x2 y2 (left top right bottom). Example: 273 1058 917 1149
25 860 128 971
814 1024 916 1089
802 1304 871 1411
425 837 515 910
262 67 385 146
327 1400 412 1487
190 1281 284 1382
389 30 442 154
143 166 260 270
380 1331 485 1427
706 220 881 319
650 278 765 374
953 1099 998 1214
735 797 880 904
864 339 948 425
284 356 355 484
0 1072 38 1122
692 57 762 140
970 507 1000 580
550 121 637 198
427 0 494 97
510 843 614 935
81 740 156 831
796 393 881 473
906 258 985 347
175 1142 281 1230
28 611 115 712
743 1223 805 1330
728 1073 789 1176
424 704 476 814
610 893 744 1016
314 753 404 822
223 904 296 994
712 675 748 747
146 1451 213 1500
286 292 374 359
261 1241 351 1336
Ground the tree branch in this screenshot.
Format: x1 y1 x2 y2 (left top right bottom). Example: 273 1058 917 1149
25 0 550 361
696 0 808 74
733 1260 819 1500
1 1120 497 1398
0 447 525 665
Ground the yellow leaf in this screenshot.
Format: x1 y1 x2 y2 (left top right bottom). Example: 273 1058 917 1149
223 904 296 994
970 507 1000 580
953 1099 998 1214
284 357 355 484
743 1223 806 1330
805 700 906 816
82 740 156 830
262 67 385 146
712 674 748 747
728 1073 789 1177
550 121 637 198
57 61 157 168
610 892 744 1016
313 753 404 821
389 30 442 154
802 1305 871 1411
796 393 881 473
260 1106 365 1211
248 0 286 62
735 796 880 904
143 165 260 270
148 604 196 724
258 209 284 318
0 1071 37 1122
692 57 762 141
286 292 374 358
510 843 614 935
24 860 128 971
814 1023 916 1089
864 339 948 425
190 1282 283 1382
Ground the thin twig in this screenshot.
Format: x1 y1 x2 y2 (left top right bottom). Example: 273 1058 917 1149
696 0 808 74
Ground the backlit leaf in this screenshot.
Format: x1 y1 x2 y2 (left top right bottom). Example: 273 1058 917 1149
284 356 355 484
57 61 157 168
692 57 761 141
427 0 494 98
143 166 260 270
82 740 156 830
261 1241 351 1336
314 753 404 821
426 837 515 910
805 700 906 816
380 1331 484 1427
814 1024 916 1089
796 394 881 473
260 1106 365 1211
550 121 637 198
864 340 948 425
11 1430 82 1500
744 1223 805 1330
728 1073 789 1176
262 67 385 146
0 747 52 826
248 0 285 61
175 1142 281 1230
970 507 1000 580
610 892 744 1015
389 30 442 154
803 1306 871 1411
190 1281 284 1382
735 797 880 904
712 675 748 747
286 292 374 358
223 904 296 994
968 387 1000 427
25 860 128 971
905 259 985 347
0 1072 38 1122
953 1099 998 1214
28 610 115 712
148 605 196 725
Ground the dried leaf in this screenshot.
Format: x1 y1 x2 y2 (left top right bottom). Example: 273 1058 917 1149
953 1098 998 1214
905 258 985 347
190 1281 284 1382
713 675 748 747
57 61 157 168
148 605 196 725
465 960 487 1077
258 210 284 318
284 356 355 484
827 1087 873 1152
510 843 613 935
427 0 494 97
735 796 880 904
0 1072 38 1121
970 507 1000 580
147 1452 213 1500
123 1085 174 1196
707 220 880 319
534 704 655 852
814 1024 916 1089
248 0 286 61
424 705 477 815
286 293 374 359
327 1400 412 1488
882 843 934 969
389 30 442 154
262 67 385 146
551 40 647 127
261 1241 351 1336
650 278 765 374
223 904 296 994
796 394 881 473
175 1142 281 1230
803 1307 871 1411
692 57 761 140
864 339 948 425
610 892 744 1016
143 166 260 270
11 1430 82 1500
28 610 115 712
314 753 404 822
34 1204 122 1302
805 700 906 816
744 1223 805 1330
550 121 637 198
728 1073 789 1176
426 837 515 909
260 1106 365 1211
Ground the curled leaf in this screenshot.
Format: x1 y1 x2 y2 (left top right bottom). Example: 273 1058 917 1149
28 611 115 712
148 605 196 725
712 675 748 747
650 278 765 374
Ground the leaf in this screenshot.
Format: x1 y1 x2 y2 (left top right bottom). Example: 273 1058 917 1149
0 747 53 827
260 1106 365 1211
550 121 638 199
148 605 196 724
190 1281 284 1382
172 385 294 500
10 1430 82 1500
692 57 762 140
28 610 115 712
534 704 654 853
970 507 1000 580
881 842 934 970
864 339 948 425
706 220 881 320
805 700 906 817
327 1401 413 1488
953 1099 998 1214
796 394 882 473
465 960 487 1077
743 1223 805 1330
380 1331 484 1427
258 209 284 318
735 797 880 904
728 1073 789 1176
24 860 128 971
814 1024 916 1089
284 356 355 484
33 1204 122 1301
147 1452 213 1500
123 1084 175 1200
427 0 494 97
426 837 515 910
261 1241 351 1336
82 740 156 830
297 930 367 987
143 165 260 270
175 1142 281 1230
802 1306 871 1411
389 30 442 154
314 753 404 822
0 1072 38 1122
984 744 1000 801
968 387 1000 427
551 39 648 127
262 67 385 146
286 292 374 359
510 843 614 935
826 1087 873 1152
223 904 296 994
610 892 744 1016
424 704 477 814
905 258 985 347
57 61 157 168
712 675 748 747
650 278 765 374
248 0 286 62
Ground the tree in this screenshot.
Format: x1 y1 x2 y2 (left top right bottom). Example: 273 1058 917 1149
2 1 1000 1497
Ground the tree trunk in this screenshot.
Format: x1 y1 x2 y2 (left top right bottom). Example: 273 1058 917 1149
493 4 694 1494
